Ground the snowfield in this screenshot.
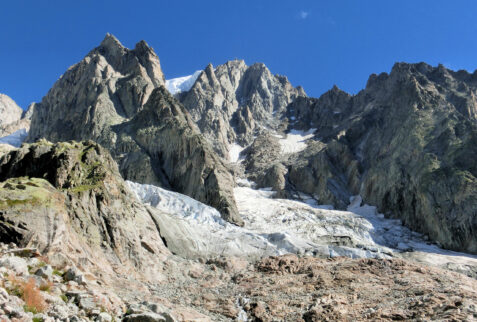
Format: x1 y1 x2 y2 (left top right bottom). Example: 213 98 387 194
228 143 245 163
165 70 202 95
127 180 477 276
277 128 316 154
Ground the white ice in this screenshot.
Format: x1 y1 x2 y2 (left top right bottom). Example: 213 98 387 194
278 128 316 154
127 180 395 259
0 128 28 147
165 70 202 95
228 143 245 163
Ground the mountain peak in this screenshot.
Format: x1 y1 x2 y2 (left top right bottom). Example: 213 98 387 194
134 39 152 52
100 33 124 49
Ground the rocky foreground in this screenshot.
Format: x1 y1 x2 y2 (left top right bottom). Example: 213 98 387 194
0 244 476 321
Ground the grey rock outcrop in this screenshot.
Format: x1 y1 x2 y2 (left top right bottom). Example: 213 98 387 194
241 134 284 191
286 62 477 253
180 60 305 158
0 140 171 282
25 35 242 225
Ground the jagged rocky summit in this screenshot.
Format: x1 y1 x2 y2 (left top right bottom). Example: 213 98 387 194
0 94 22 127
26 34 242 226
0 32 477 321
180 60 306 158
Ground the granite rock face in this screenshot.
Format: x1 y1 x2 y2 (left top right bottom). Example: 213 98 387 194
286 63 477 253
25 35 242 225
17 33 477 252
180 60 306 158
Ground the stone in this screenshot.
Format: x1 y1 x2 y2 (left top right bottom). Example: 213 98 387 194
0 94 31 142
0 257 28 275
25 35 242 226
96 312 113 322
123 312 170 322
286 62 477 253
0 141 170 283
0 94 23 127
78 295 96 313
0 288 8 305
64 267 85 285
35 265 53 278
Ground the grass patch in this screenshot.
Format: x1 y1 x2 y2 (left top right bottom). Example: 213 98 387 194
6 276 47 313
39 280 54 293
22 278 47 313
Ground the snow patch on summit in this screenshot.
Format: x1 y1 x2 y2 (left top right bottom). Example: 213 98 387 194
166 70 202 95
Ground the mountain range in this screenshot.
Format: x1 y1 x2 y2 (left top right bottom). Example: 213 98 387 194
0 34 476 321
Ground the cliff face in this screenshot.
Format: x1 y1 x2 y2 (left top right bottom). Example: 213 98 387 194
286 63 477 253
114 87 242 225
25 35 242 225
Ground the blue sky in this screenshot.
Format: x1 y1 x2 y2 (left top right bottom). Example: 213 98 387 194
1 0 477 108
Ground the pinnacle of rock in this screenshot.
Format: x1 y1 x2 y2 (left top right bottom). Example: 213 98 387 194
100 32 124 50
0 94 22 126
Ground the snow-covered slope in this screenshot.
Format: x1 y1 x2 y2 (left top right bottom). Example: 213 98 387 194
277 128 316 154
228 143 245 163
0 128 28 147
165 70 202 95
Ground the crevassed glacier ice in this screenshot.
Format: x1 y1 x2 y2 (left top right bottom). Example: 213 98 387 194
127 180 395 259
127 180 477 277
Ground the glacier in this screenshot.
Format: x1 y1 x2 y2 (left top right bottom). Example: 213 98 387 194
127 179 477 276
